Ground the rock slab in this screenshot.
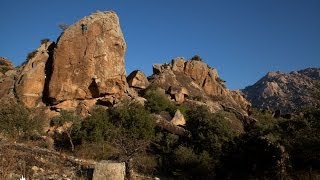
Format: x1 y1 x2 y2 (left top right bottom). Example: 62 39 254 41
92 161 125 180
15 41 54 108
49 11 127 103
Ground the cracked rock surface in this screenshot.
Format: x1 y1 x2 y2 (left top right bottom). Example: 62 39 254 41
49 11 127 104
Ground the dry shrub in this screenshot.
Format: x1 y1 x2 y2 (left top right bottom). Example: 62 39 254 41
74 142 120 161
132 155 158 175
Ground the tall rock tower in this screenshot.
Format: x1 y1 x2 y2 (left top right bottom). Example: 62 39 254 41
48 11 127 103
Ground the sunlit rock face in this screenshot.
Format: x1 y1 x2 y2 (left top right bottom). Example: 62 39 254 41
49 11 127 104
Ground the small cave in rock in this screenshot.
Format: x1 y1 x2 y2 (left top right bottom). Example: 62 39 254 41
89 79 100 98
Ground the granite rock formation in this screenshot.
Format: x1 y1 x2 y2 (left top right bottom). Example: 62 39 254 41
49 11 127 104
127 70 149 89
243 68 320 113
149 57 251 115
15 41 54 108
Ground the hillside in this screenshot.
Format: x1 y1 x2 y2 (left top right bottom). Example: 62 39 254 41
0 11 319 179
243 68 320 113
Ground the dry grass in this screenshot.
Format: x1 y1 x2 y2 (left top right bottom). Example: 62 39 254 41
0 141 95 179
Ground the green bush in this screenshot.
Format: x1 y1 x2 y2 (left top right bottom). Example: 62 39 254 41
190 55 202 61
0 101 43 140
51 111 81 151
109 100 155 140
71 101 156 161
132 154 158 175
144 86 176 115
26 50 38 60
0 66 11 73
185 105 235 156
79 107 115 143
173 146 214 178
218 133 285 179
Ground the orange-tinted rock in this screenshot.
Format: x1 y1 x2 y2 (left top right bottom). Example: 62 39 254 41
49 11 127 103
127 70 149 89
149 57 251 114
15 42 54 108
0 57 16 100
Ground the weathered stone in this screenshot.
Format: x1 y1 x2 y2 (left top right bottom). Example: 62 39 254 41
243 68 320 113
4 69 17 77
49 11 127 103
97 96 115 106
15 41 54 108
153 114 190 137
77 99 98 116
127 70 149 89
184 60 209 86
0 57 14 67
171 57 186 72
171 110 186 126
149 57 251 113
168 86 189 103
0 58 16 101
0 57 14 74
230 90 251 113
92 161 125 180
53 100 79 111
152 64 162 74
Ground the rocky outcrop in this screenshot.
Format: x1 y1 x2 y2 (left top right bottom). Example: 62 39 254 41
0 57 16 101
243 68 320 113
15 41 54 108
171 109 186 126
168 86 189 104
153 114 190 137
149 57 251 114
49 11 127 104
0 57 14 73
127 70 149 89
92 161 125 180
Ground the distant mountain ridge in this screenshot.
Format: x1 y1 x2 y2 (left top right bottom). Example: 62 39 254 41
243 67 320 113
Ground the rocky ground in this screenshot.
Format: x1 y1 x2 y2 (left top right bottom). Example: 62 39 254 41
0 140 95 180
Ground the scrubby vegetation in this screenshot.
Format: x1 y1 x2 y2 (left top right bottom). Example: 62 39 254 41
40 38 50 44
191 55 203 61
0 66 11 73
0 87 319 179
26 50 38 60
0 100 43 141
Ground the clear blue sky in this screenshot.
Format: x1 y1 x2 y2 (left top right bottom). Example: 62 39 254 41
1 0 319 89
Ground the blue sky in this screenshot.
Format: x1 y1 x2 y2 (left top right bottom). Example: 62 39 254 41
1 0 319 89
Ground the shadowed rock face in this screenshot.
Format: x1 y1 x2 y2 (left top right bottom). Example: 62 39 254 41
49 11 127 104
243 68 320 113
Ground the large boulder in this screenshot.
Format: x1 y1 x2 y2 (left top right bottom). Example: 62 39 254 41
15 41 54 108
127 70 149 89
49 11 127 104
171 109 186 126
92 161 125 180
